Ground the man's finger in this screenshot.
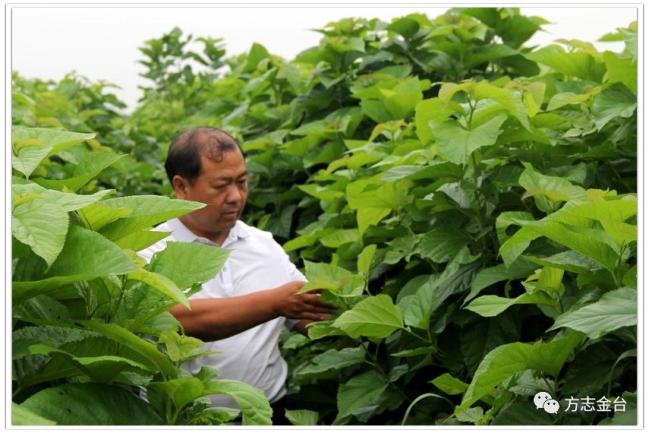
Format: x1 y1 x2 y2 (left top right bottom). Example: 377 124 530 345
301 312 331 321
303 294 336 309
307 306 333 314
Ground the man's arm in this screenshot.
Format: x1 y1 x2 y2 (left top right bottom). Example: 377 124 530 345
169 281 332 341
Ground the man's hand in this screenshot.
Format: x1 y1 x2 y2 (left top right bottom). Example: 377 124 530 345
170 280 335 341
271 281 335 321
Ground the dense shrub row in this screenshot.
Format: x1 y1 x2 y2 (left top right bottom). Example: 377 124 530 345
12 8 637 425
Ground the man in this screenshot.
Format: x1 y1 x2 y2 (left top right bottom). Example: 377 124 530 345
138 126 332 423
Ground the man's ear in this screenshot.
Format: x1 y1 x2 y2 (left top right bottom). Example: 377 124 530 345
172 175 189 199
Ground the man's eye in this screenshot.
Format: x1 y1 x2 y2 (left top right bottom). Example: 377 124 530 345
238 179 248 186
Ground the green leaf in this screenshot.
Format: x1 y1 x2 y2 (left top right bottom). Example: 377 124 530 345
465 44 519 69
13 225 137 302
285 409 319 425
438 81 474 107
431 373 468 395
456 406 485 424
47 224 135 277
12 198 68 267
149 241 230 289
466 291 555 318
530 266 565 300
360 99 393 123
381 162 462 182
33 152 125 192
473 81 530 129
492 402 555 425
306 320 348 340
546 92 592 111
387 16 419 38
158 331 210 363
127 269 189 308
13 295 73 325
13 183 113 211
415 97 461 143
399 274 436 329
549 287 637 338
243 42 270 72
98 196 204 241
27 345 152 383
553 197 637 244
114 229 171 251
526 45 605 81
77 202 133 231
523 250 601 274
457 331 583 413
12 126 95 177
390 346 436 358
320 229 360 248
357 244 377 275
21 383 162 425
498 199 629 270
591 83 636 130
384 232 418 264
186 407 240 425
346 180 412 210
418 228 470 263
12 403 56 425
296 346 366 378
300 261 363 296
333 295 404 339
505 220 621 272
78 320 176 377
336 370 388 421
524 82 546 116
401 252 479 329
603 51 636 93
464 259 538 305
431 114 507 164
460 7 500 27
13 325 100 359
496 14 544 48
357 207 391 236
298 183 344 202
206 380 272 425
148 377 207 417
495 211 535 245
519 163 586 208
381 77 425 119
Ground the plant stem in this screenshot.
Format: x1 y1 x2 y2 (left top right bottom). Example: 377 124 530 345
404 327 431 344
401 392 454 425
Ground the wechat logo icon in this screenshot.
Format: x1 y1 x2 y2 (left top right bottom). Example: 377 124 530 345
534 391 560 414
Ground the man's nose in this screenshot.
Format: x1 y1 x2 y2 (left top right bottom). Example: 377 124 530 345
225 184 242 204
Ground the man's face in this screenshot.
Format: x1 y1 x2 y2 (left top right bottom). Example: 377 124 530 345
173 149 248 240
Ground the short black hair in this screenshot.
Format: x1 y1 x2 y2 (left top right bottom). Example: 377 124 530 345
165 126 243 184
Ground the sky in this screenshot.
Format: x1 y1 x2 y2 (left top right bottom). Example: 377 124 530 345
10 5 638 110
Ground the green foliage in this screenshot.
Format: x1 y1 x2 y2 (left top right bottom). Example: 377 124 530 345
21 383 163 425
11 123 271 424
285 408 320 425
333 295 404 338
13 7 636 426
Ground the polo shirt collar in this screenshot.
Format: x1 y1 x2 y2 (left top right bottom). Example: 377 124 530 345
167 218 249 246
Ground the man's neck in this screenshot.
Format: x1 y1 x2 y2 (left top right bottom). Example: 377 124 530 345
178 216 229 246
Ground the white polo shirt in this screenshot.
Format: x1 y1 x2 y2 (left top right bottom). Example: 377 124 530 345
138 218 305 408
